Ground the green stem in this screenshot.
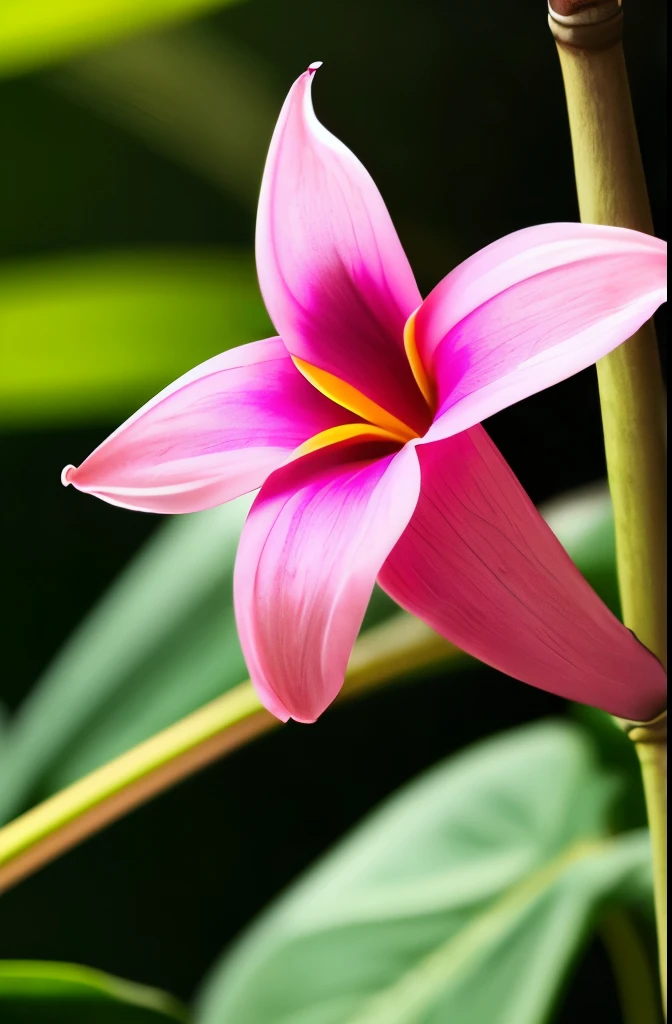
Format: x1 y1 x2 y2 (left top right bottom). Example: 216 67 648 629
549 1 667 666
0 613 458 895
548 3 667 1015
601 911 661 1024
630 719 668 1018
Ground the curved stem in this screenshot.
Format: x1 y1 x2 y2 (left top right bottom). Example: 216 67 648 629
0 614 458 895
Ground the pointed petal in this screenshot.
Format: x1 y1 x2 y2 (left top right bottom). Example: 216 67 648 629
378 427 666 721
414 224 667 440
256 64 429 435
63 338 354 513
234 439 420 722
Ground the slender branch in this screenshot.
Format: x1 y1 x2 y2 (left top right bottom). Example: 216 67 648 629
0 615 459 895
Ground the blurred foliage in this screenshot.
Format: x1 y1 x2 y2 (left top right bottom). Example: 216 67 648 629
195 721 652 1024
0 960 187 1023
53 29 278 207
0 483 616 826
0 0 242 79
0 251 270 427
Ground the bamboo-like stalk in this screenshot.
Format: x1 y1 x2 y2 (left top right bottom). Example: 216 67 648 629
548 1 667 1015
548 0 667 667
629 713 668 1017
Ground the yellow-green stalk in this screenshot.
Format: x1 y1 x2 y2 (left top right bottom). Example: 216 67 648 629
548 1 667 1015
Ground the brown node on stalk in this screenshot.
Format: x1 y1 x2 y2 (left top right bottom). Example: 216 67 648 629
548 0 623 50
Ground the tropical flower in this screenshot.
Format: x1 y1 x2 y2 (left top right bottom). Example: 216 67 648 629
63 63 667 725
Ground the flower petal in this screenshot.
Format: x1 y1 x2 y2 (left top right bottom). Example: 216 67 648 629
256 64 430 435
234 439 420 722
378 427 666 721
414 224 667 440
63 338 355 513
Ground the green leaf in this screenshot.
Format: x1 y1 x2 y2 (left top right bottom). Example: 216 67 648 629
54 29 279 208
0 960 188 1023
0 0 243 80
0 250 271 427
194 721 651 1024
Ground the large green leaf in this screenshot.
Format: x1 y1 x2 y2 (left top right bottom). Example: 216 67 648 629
194 721 651 1024
0 960 188 1023
0 250 270 427
0 485 616 824
0 0 242 79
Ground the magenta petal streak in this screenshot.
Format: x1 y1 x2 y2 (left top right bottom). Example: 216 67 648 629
256 66 430 435
379 427 667 722
234 441 421 722
63 339 355 513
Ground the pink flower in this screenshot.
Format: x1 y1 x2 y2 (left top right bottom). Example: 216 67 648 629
63 64 667 724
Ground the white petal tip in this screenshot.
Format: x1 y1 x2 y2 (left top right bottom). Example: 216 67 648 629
61 464 75 487
307 61 323 74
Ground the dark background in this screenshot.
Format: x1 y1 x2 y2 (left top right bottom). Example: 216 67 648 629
0 0 666 1019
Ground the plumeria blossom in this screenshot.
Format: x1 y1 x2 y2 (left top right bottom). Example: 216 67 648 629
63 63 667 725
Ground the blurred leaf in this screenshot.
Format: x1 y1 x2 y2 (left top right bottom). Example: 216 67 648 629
541 481 619 615
0 495 252 822
194 721 651 1024
0 250 271 428
0 483 616 825
571 704 647 835
0 960 188 1023
0 0 243 80
54 28 279 207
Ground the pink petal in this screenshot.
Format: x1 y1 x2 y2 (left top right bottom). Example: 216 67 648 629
378 427 666 721
234 439 420 722
414 224 667 441
63 338 355 513
256 64 430 435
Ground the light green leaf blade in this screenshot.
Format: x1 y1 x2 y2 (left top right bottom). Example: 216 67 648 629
0 0 242 80
54 29 279 208
0 960 188 1023
194 721 651 1024
0 250 271 427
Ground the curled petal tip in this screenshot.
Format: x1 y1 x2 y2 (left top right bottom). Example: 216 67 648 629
61 464 75 487
307 61 323 74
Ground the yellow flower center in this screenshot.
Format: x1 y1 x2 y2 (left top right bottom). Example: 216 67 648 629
291 313 435 458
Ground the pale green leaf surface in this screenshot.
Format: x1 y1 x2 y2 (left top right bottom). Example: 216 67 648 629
0 250 271 427
194 721 651 1024
0 959 188 1022
0 0 242 79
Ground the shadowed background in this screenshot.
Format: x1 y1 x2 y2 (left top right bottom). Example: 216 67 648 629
0 0 666 1020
